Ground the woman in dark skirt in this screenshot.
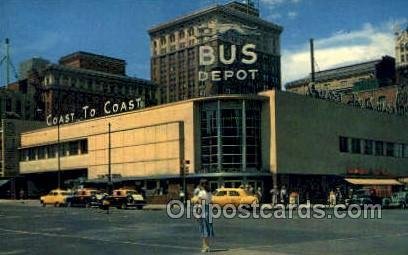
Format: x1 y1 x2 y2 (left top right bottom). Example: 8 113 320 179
197 180 214 252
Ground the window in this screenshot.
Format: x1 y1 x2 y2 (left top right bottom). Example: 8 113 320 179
80 140 88 154
48 145 56 158
6 98 12 112
28 148 36 160
179 30 185 39
404 145 408 158
188 27 194 36
170 33 175 43
395 144 404 158
38 147 46 160
16 100 22 115
339 137 349 152
69 141 78 156
214 191 227 196
375 141 384 156
402 55 405 63
386 143 395 157
160 36 166 45
229 191 240 196
401 44 405 52
351 138 361 154
363 140 373 155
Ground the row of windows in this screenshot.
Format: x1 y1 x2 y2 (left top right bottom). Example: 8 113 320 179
339 136 408 158
154 27 196 48
20 140 88 162
44 73 152 97
401 54 408 63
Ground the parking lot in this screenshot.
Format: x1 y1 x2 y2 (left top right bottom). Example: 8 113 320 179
0 201 407 255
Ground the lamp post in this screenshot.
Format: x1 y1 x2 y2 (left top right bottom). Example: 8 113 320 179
181 160 190 204
57 118 61 189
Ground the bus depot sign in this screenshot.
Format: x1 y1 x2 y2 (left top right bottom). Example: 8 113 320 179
198 43 258 82
46 98 144 126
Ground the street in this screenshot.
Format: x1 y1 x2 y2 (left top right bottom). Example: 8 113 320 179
0 202 407 254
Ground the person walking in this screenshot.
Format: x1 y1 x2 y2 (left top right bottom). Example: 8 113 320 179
196 179 214 253
280 185 288 205
256 187 263 203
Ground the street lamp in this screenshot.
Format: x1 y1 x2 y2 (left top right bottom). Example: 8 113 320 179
107 122 112 194
181 159 190 204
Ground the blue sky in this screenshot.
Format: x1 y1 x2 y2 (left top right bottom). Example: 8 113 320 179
0 0 407 85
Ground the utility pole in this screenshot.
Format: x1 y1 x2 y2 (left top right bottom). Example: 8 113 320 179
108 123 112 194
5 38 10 86
57 121 61 189
310 38 315 83
181 160 189 205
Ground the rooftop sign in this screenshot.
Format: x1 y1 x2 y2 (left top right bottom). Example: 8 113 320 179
46 98 144 126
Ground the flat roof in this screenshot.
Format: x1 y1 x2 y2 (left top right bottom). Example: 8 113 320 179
59 51 126 63
148 2 282 34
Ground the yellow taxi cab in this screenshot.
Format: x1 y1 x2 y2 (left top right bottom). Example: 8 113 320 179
40 189 73 207
211 188 259 207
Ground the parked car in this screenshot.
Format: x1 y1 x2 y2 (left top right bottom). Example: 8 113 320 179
66 188 102 208
106 188 146 209
382 190 408 209
40 189 73 207
345 188 382 208
211 188 259 208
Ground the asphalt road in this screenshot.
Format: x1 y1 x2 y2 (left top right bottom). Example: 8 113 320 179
0 202 407 255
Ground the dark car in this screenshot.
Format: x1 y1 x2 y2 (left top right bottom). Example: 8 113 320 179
106 188 146 209
66 188 103 208
345 189 382 208
382 190 408 209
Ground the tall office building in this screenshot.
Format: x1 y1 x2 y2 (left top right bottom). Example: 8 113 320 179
149 1 283 104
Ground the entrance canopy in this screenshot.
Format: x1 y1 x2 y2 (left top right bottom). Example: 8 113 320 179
345 178 403 185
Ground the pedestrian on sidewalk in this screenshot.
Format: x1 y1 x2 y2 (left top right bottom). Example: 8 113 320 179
280 185 288 205
196 179 214 253
256 187 263 203
270 187 278 206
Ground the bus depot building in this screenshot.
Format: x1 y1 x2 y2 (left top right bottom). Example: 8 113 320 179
18 90 408 203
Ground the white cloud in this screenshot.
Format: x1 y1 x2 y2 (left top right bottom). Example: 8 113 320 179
260 0 285 9
282 22 397 87
287 11 297 19
261 0 301 9
266 13 282 20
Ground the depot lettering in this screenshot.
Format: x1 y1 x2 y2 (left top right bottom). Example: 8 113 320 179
46 98 144 126
198 43 258 81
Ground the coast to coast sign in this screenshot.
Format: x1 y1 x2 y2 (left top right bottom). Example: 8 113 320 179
46 98 144 126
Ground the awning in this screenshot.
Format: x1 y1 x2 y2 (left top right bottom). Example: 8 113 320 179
345 178 403 185
0 179 10 187
398 178 408 184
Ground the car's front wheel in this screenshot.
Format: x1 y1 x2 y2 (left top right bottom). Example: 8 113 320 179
41 201 46 207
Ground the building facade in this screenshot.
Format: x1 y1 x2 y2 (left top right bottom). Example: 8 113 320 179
18 91 408 200
285 56 396 95
149 1 283 104
395 26 408 68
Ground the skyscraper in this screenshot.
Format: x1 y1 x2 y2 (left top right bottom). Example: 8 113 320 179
149 1 283 104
